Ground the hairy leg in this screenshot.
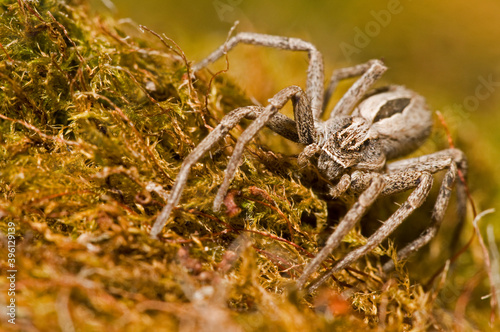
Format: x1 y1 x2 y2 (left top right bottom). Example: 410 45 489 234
212 85 314 210
296 174 385 289
382 163 457 272
150 106 256 238
327 60 387 120
306 171 433 292
323 60 383 114
381 149 468 271
245 108 300 143
151 85 316 238
244 88 315 145
193 32 325 118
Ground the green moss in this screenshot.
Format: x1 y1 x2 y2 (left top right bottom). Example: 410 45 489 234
0 0 494 331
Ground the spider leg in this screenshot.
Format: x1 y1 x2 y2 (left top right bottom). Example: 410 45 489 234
327 173 352 199
193 32 325 118
245 88 315 145
150 106 257 238
323 60 382 113
381 148 468 271
296 174 385 289
306 171 434 292
382 163 457 272
213 85 314 210
327 60 387 120
246 110 300 143
150 85 315 238
385 148 467 175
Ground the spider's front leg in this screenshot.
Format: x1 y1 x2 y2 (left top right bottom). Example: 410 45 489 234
304 148 467 291
302 170 434 292
150 106 256 238
193 32 325 117
150 85 315 239
212 85 315 210
296 174 385 289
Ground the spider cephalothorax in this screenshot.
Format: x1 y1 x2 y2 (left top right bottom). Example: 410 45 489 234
310 85 432 181
150 32 467 292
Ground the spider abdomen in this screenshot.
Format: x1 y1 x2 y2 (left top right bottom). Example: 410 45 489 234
353 85 433 160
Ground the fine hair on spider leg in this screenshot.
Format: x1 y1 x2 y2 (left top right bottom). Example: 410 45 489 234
150 31 468 294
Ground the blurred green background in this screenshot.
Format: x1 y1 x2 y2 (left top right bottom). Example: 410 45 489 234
93 0 500 320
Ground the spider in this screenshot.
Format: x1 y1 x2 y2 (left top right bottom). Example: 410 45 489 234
150 32 467 292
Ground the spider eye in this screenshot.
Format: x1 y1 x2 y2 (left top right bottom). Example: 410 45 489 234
373 97 411 122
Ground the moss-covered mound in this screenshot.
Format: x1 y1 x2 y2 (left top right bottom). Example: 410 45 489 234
0 1 488 331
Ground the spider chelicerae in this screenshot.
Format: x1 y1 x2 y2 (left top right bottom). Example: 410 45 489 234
150 32 467 292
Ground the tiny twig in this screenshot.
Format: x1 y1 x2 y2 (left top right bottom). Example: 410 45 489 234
47 11 90 72
78 92 172 182
203 21 240 126
0 113 81 147
0 42 13 61
247 185 295 237
437 111 477 217
454 271 485 326
139 25 201 112
105 64 169 113
472 209 498 323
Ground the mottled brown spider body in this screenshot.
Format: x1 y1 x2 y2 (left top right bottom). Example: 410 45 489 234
150 32 467 292
314 85 432 181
